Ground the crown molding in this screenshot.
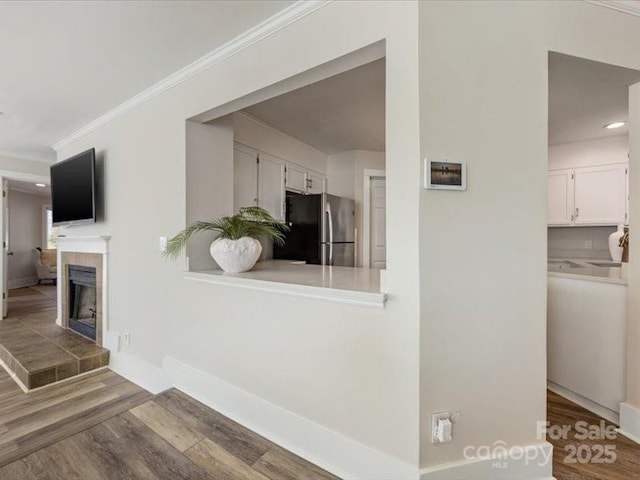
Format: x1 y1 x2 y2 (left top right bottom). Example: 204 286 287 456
52 0 332 152
587 0 640 17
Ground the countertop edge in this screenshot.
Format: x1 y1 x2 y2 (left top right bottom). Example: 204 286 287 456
548 271 628 286
184 271 388 309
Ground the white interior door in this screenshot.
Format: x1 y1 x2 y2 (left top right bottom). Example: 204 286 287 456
370 177 386 269
2 179 8 318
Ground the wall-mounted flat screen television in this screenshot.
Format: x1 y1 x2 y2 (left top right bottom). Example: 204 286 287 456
50 148 96 226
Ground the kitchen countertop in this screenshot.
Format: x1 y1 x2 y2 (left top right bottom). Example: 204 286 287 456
185 260 387 308
548 258 627 285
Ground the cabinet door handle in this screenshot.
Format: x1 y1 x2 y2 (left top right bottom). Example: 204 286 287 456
575 208 579 217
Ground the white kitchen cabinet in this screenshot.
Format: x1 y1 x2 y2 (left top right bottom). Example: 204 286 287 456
548 275 627 417
307 171 326 194
258 152 285 221
547 163 628 227
547 169 574 226
233 144 258 212
574 164 627 225
285 163 308 193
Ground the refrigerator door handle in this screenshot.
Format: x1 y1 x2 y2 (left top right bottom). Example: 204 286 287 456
325 201 333 265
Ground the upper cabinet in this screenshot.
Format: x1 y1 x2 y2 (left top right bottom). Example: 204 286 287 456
285 163 326 194
547 169 574 226
285 163 308 193
307 171 326 194
233 143 327 221
548 163 628 227
258 153 286 221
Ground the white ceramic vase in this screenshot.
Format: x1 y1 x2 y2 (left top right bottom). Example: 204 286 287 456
608 224 625 262
210 237 262 273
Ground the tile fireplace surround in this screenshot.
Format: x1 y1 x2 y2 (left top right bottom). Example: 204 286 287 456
57 236 110 347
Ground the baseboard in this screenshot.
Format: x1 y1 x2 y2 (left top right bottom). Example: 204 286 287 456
420 442 554 480
618 402 640 444
547 381 619 425
8 277 38 289
107 347 172 394
163 355 419 480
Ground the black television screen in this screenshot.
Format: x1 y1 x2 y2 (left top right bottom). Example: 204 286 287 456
50 148 96 226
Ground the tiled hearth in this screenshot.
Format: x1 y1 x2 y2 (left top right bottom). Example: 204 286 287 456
0 288 109 390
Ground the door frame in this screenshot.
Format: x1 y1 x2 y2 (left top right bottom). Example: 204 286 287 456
0 171 50 318
362 169 386 268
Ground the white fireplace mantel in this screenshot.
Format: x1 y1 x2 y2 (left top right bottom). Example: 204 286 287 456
56 235 110 344
56 235 111 254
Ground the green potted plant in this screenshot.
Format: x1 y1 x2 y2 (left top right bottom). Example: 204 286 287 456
164 206 289 273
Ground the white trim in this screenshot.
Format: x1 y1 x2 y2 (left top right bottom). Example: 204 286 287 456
184 270 386 309
55 235 111 254
8 276 38 290
618 402 640 444
163 355 419 480
108 351 172 395
547 381 619 424
52 1 332 152
586 0 640 17
362 169 386 268
419 442 553 480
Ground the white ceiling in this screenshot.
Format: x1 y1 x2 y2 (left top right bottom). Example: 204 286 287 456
0 0 293 163
244 58 385 155
549 52 640 145
8 179 50 196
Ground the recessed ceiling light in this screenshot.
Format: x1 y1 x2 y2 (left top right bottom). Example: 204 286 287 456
35 183 46 188
604 121 626 129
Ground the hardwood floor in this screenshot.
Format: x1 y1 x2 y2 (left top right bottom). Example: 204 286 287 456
0 287 339 479
0 387 339 480
548 390 640 479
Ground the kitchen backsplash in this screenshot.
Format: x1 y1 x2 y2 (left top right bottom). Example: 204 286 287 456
548 226 617 260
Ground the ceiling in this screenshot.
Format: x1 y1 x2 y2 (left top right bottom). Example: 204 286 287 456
0 0 292 163
8 179 50 196
549 52 640 145
244 58 385 155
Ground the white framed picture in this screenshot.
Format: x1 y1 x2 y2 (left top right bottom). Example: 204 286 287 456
425 158 467 191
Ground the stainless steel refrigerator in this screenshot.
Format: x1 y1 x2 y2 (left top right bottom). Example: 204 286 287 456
274 192 355 266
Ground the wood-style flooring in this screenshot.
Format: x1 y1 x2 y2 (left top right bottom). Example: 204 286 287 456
548 390 640 479
0 287 339 479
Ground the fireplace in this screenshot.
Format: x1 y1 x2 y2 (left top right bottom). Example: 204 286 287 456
60 250 104 346
68 265 97 340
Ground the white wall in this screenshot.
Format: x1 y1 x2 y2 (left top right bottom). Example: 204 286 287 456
419 0 640 472
233 112 327 174
55 1 421 475
327 151 355 198
8 189 50 288
549 135 628 170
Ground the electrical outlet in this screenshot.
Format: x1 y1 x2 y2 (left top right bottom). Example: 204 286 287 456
123 332 131 346
432 412 452 443
584 239 593 249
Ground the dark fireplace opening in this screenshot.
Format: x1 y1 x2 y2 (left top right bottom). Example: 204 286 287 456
68 265 97 341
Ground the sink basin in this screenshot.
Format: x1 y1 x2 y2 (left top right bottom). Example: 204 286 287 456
587 262 621 268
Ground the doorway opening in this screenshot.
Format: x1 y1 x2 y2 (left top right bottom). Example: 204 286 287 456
546 52 640 478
